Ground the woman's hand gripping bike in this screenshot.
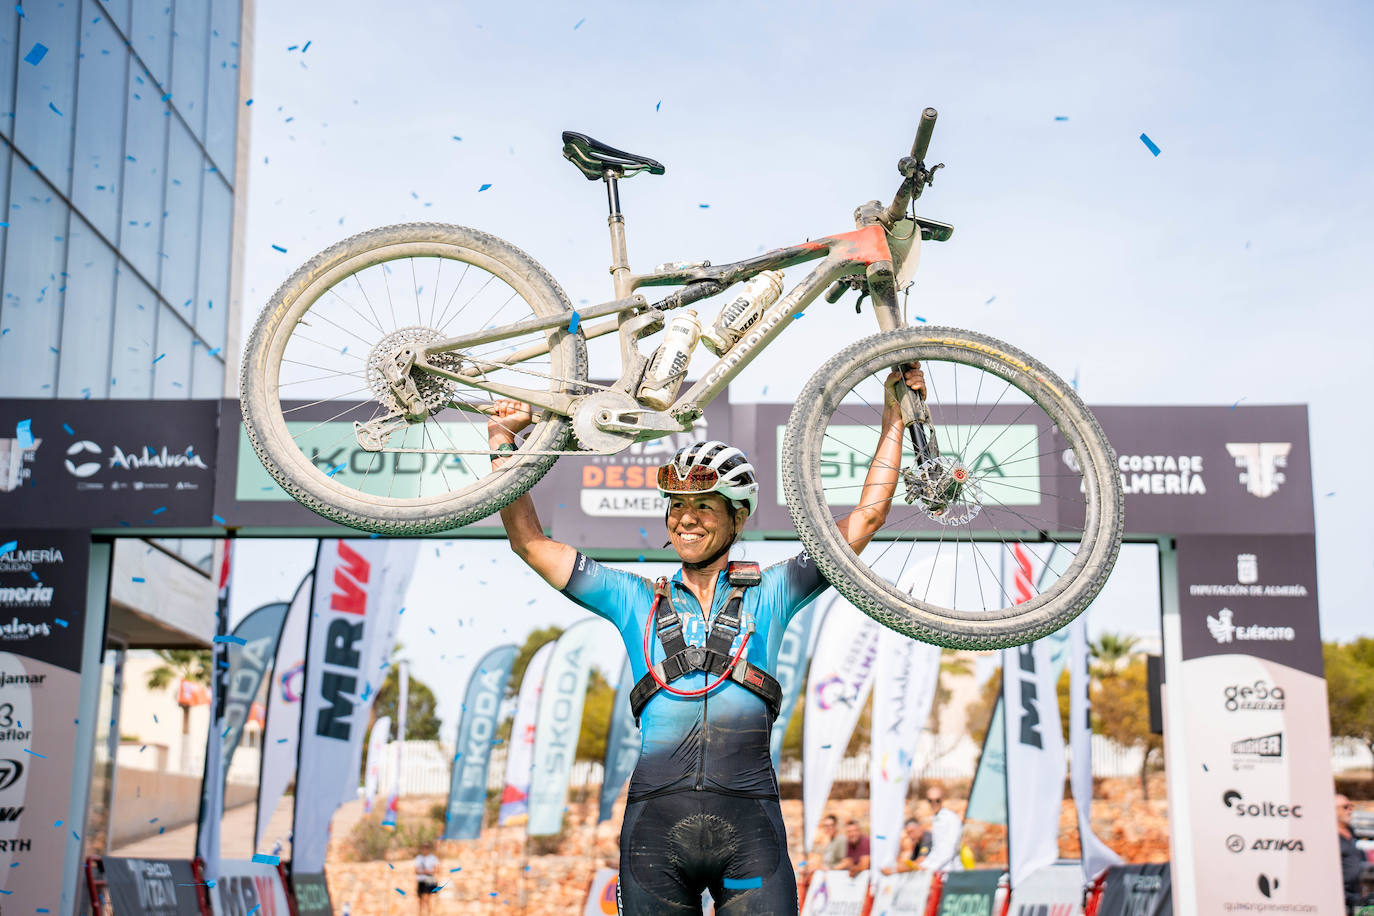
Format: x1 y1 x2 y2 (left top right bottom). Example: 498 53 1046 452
240 108 1123 649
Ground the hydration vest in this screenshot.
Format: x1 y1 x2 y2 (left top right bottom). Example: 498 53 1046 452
628 561 783 724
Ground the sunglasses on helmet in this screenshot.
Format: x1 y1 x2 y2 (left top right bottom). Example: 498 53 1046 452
657 463 720 492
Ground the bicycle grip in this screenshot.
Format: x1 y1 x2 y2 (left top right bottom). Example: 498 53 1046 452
911 108 938 162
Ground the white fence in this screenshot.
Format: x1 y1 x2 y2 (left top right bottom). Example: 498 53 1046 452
369 733 1157 799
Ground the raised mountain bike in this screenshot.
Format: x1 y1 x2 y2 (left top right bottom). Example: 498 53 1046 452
241 108 1123 649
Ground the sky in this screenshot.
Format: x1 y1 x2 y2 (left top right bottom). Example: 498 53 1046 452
228 0 1374 718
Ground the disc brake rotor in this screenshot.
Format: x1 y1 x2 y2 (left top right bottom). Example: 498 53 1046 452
902 456 983 526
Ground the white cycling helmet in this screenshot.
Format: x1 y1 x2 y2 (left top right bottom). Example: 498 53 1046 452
656 440 759 516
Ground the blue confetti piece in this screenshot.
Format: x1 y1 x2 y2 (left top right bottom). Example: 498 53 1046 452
568 311 581 334
245 98 253 106
452 135 462 141
213 514 226 525
1230 397 1245 410
792 312 804 319
14 3 22 17
53 820 62 827
1054 115 1069 121
151 505 167 515
0 541 15 558
277 738 288 743
396 888 406 896
914 315 927 323
698 203 710 208
271 244 287 252
450 867 463 873
1139 132 1161 156
161 92 171 102
62 422 73 435
656 100 661 112
131 576 145 583
302 40 311 52
213 634 247 645
478 183 492 192
252 853 280 866
23 42 48 65
54 618 68 628
48 101 63 116
431 883 446 893
723 876 762 890
247 907 260 916
25 749 46 759
573 17 585 28
15 419 33 449
326 462 346 477
985 295 996 305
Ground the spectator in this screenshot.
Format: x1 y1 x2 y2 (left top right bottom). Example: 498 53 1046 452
921 784 964 872
881 818 934 875
837 819 871 878
1337 795 1363 911
800 813 846 879
414 842 439 914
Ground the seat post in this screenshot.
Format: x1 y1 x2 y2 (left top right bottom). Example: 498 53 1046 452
603 168 633 299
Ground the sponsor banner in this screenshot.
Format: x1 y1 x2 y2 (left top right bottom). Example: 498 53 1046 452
293 539 418 871
0 399 217 527
1094 863 1172 916
1074 405 1314 535
965 690 1006 825
499 640 554 826
382 660 409 828
872 869 936 915
291 871 334 916
800 869 870 915
211 859 291 916
545 389 728 548
102 857 203 916
0 531 89 910
528 619 599 836
584 867 620 915
1069 616 1121 882
870 560 945 876
214 398 555 531
1007 862 1085 915
222 600 291 793
363 715 390 814
1004 629 1066 888
197 542 233 875
770 594 818 767
256 572 311 851
444 644 518 840
934 869 1003 916
1165 534 1341 914
803 593 881 851
598 661 640 824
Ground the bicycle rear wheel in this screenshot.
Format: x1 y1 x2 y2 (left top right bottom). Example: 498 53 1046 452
240 222 588 534
781 326 1122 649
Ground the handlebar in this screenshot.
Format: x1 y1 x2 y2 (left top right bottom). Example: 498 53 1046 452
910 107 938 162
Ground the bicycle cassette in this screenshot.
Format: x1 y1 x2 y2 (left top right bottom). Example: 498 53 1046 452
366 326 465 415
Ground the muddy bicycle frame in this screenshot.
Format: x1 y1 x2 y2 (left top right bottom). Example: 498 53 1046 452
401 108 949 444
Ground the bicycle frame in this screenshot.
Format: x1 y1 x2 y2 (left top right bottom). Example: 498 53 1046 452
412 222 909 434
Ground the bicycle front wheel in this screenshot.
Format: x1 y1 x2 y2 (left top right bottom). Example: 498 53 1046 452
782 326 1122 649
240 222 588 534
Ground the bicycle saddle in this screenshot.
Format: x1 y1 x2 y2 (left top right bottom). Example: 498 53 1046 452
562 131 666 180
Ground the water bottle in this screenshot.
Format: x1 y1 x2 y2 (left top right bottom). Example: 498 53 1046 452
639 310 702 409
700 270 784 356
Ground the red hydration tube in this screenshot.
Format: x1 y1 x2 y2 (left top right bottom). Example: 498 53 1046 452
642 586 751 700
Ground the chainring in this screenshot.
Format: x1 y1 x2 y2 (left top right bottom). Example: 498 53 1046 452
365 326 466 414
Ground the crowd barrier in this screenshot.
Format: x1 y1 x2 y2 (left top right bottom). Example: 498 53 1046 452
86 856 316 916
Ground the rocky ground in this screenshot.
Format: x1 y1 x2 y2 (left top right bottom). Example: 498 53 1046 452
322 775 1180 915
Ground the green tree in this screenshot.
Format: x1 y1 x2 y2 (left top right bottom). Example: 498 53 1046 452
965 668 1001 746
1092 656 1161 800
576 667 615 761
372 666 442 741
497 627 564 744
145 649 211 770
1325 638 1374 763
1089 633 1140 674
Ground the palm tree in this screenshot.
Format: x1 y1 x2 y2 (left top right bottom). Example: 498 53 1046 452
146 649 211 772
1089 633 1140 675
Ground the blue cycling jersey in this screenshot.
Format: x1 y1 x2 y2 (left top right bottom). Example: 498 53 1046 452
562 551 826 800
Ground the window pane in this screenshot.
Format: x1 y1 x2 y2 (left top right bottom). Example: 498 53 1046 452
71 6 127 241
205 0 241 178
160 118 202 315
0 167 67 396
120 60 169 281
170 0 209 141
195 170 230 348
190 340 223 398
0 0 18 140
130 0 172 90
153 303 192 398
96 0 130 37
110 264 156 397
13 0 79 189
57 216 116 398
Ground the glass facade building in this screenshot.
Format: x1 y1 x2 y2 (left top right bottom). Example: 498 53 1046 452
0 0 244 399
